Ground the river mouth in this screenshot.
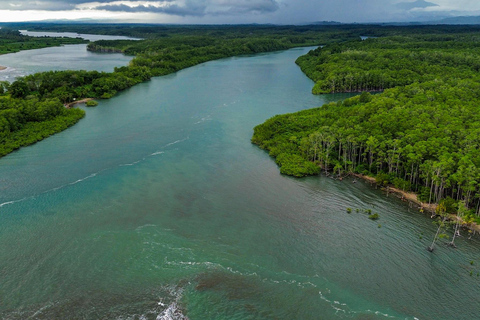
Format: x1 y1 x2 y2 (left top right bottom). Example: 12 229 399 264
0 46 479 320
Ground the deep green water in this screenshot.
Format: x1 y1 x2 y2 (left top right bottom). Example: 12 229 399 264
0 47 480 320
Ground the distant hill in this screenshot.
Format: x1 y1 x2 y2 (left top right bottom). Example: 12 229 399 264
309 21 343 25
431 16 480 24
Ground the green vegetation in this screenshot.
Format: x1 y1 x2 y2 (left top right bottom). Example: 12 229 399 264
84 25 369 79
0 97 84 157
296 33 480 94
0 28 88 157
10 68 152 101
252 32 480 224
368 213 380 220
86 100 98 107
0 28 86 54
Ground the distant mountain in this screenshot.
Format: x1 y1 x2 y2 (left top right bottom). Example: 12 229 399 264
396 0 438 10
431 16 480 24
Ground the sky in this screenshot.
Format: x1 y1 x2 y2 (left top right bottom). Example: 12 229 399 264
1 0 480 24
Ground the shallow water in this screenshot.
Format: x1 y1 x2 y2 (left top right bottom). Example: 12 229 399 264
0 47 479 320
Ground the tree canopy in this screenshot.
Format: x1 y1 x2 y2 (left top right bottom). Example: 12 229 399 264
253 33 480 223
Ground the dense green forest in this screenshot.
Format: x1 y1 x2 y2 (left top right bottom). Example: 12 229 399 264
296 33 480 94
252 34 480 223
0 29 88 157
0 28 86 55
0 96 85 157
6 22 480 40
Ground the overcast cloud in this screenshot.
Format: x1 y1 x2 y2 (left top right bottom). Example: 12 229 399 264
1 0 480 23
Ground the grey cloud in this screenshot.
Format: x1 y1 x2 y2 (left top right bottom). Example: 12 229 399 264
208 0 279 15
0 0 74 11
396 0 439 10
0 0 280 16
95 3 206 16
1 0 477 24
96 0 279 16
0 0 175 11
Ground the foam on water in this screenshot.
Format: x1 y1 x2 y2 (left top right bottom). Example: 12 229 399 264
163 137 189 148
155 285 189 320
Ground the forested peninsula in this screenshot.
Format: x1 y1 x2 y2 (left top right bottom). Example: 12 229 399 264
0 28 88 157
252 32 480 227
0 28 86 55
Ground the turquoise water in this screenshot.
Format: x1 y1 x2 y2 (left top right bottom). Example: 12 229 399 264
0 47 479 319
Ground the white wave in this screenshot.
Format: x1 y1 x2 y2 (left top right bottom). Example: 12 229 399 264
135 224 157 231
318 290 399 319
29 301 58 318
151 151 165 156
156 301 188 320
69 172 98 185
155 285 189 320
120 159 144 167
363 310 397 318
164 259 219 270
194 115 212 124
163 137 189 148
0 196 32 208
0 170 104 210
0 200 16 207
318 290 349 315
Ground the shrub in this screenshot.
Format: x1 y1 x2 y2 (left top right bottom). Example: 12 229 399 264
86 100 98 107
276 153 321 177
368 213 379 220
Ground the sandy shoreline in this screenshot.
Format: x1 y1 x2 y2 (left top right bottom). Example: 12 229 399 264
352 173 480 233
64 98 94 108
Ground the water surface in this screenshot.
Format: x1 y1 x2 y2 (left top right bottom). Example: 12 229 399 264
0 32 136 81
0 47 479 320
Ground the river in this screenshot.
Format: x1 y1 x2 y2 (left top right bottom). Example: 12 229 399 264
0 44 479 320
0 32 136 82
